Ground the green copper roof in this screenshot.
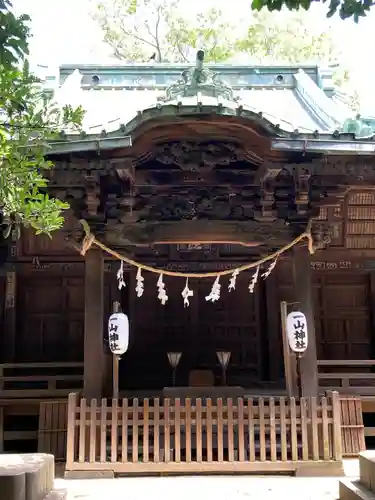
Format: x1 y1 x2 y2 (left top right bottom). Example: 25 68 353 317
44 51 373 155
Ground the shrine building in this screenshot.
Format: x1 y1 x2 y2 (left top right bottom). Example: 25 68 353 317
0 52 374 475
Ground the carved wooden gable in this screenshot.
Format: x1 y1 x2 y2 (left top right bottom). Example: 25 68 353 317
315 189 375 250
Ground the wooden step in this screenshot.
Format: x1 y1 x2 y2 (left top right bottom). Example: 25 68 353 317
360 451 375 493
340 480 375 500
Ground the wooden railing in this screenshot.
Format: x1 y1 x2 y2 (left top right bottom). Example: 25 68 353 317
318 360 375 396
0 362 83 399
66 392 343 475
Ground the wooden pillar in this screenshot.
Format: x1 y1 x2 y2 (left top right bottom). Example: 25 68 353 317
280 301 298 397
3 267 16 362
369 273 375 358
83 250 105 399
265 272 282 383
292 244 318 397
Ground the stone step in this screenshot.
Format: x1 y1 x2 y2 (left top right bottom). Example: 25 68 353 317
43 489 68 500
340 480 375 500
360 452 375 493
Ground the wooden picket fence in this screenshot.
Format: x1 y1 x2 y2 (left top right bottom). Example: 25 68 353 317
65 392 343 475
339 396 366 456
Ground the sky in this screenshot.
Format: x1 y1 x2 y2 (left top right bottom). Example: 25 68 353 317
11 0 375 111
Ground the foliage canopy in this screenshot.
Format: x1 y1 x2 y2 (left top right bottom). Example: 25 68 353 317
93 0 340 65
0 0 83 238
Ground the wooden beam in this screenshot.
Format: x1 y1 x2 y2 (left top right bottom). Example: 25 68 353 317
292 244 318 397
104 220 292 248
83 250 105 399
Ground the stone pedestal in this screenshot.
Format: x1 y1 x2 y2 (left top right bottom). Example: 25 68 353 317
340 451 375 500
0 454 65 500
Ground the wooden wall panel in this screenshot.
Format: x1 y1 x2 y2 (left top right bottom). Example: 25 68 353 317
124 272 264 390
277 261 372 361
16 275 84 362
20 211 79 257
197 273 262 383
314 273 372 360
123 272 193 389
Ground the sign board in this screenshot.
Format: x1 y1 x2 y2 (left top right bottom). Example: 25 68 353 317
108 312 129 355
286 311 308 353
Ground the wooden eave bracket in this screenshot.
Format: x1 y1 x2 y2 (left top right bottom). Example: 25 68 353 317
254 162 283 185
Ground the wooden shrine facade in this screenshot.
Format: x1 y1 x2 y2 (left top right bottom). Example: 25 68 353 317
3 153 375 401
2 57 375 464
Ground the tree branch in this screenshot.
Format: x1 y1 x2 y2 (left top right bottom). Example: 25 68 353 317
119 18 157 51
155 5 163 62
144 5 163 61
175 43 189 62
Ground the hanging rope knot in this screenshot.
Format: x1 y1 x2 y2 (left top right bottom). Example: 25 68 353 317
80 234 95 256
79 219 95 256
305 219 316 255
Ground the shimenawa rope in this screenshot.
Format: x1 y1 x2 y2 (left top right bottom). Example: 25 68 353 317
77 219 315 279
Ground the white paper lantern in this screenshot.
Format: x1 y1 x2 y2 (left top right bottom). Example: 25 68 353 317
108 312 129 355
286 311 308 353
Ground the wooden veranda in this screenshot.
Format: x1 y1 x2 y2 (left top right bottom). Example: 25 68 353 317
65 391 344 476
0 361 365 463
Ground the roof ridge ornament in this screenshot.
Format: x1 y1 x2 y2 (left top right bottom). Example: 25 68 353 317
159 50 238 103
341 114 374 139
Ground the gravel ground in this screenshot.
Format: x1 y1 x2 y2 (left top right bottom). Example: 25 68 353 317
55 460 359 500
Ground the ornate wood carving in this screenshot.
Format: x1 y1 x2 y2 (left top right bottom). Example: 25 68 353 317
144 190 256 222
84 173 101 217
286 160 375 180
255 180 277 222
293 169 310 215
45 143 375 257
311 223 332 251
153 140 245 170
